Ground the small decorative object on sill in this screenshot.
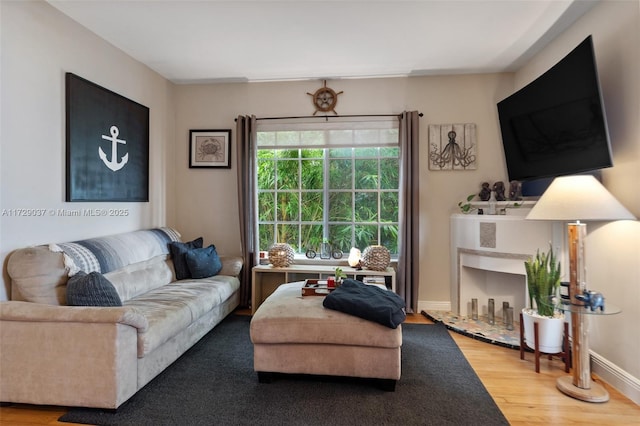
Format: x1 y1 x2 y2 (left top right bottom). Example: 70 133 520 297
361 245 391 271
331 249 343 259
320 240 332 259
268 243 294 267
347 247 361 267
471 298 478 320
488 298 495 325
502 301 509 325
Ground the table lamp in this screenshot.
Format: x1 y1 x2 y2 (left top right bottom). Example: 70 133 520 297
526 174 636 402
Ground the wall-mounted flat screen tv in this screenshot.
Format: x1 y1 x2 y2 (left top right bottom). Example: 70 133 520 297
497 35 613 187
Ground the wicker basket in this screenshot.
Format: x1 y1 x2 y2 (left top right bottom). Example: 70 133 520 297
361 245 391 271
268 243 295 267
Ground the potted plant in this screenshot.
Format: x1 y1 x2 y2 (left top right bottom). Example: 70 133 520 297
334 267 347 286
457 193 476 214
522 245 565 353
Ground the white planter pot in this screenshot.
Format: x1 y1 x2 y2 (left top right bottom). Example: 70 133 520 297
521 308 565 353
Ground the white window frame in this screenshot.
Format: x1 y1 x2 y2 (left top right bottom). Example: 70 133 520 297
256 117 400 256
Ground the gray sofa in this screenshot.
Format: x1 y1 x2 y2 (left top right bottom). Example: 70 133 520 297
0 227 242 409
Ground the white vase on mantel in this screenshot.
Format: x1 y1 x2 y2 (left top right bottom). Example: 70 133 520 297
521 308 565 353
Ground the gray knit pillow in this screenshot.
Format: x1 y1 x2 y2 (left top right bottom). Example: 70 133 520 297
66 271 122 306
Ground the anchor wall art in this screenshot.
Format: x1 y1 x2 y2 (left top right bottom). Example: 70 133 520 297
428 123 477 170
65 73 149 201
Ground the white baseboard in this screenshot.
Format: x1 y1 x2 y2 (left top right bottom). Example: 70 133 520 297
417 300 451 313
591 351 640 405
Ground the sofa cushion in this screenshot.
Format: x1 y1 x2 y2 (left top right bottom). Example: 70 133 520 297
55 227 182 276
125 275 240 357
104 255 175 302
168 238 203 280
6 228 181 306
66 271 123 307
7 245 69 305
185 245 222 279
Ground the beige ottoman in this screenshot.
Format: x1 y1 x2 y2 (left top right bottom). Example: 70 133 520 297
250 282 402 391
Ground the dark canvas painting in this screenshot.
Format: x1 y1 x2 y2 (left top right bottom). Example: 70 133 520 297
66 73 149 202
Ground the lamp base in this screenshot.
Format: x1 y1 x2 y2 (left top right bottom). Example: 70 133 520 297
556 376 609 403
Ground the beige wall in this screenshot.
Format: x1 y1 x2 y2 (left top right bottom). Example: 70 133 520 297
173 74 514 303
515 0 640 393
0 1 176 299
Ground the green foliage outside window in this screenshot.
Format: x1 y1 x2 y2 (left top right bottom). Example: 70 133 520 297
257 133 399 256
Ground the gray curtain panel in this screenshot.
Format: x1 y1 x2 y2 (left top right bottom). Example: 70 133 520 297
397 111 420 313
236 115 258 308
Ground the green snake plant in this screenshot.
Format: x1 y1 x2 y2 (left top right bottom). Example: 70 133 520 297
524 245 561 317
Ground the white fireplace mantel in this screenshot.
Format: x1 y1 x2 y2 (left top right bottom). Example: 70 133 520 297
450 213 562 316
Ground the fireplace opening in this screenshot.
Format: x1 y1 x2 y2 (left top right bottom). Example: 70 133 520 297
459 266 527 318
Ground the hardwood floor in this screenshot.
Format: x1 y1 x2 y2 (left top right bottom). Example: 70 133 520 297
408 313 640 425
1 312 638 425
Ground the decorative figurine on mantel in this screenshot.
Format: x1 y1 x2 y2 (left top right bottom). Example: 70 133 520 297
493 181 506 201
509 180 523 201
479 182 492 201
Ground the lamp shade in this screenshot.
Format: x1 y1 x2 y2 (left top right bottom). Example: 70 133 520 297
526 175 636 221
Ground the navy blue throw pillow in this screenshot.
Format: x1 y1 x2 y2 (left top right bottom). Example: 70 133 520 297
185 245 222 279
66 271 122 307
168 237 204 280
323 279 406 328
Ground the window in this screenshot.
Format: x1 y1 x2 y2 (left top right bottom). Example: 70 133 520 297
256 117 400 257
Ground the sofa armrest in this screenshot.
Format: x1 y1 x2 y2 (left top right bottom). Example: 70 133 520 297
219 255 243 277
0 301 142 408
0 301 148 331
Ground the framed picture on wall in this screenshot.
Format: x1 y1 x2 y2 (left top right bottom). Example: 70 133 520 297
65 73 149 202
189 129 232 169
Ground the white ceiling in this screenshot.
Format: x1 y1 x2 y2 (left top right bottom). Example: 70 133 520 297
46 0 598 84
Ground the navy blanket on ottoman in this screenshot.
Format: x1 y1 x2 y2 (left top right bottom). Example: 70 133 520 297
323 279 406 328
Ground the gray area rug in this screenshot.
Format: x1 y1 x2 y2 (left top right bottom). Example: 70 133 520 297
60 315 508 425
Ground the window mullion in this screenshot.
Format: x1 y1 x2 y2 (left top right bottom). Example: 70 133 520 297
297 151 302 251
351 148 357 247
377 156 382 243
323 148 330 242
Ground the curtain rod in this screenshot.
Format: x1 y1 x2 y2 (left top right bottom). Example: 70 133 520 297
235 113 423 122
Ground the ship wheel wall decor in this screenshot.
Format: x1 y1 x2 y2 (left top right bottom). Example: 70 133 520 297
307 80 343 115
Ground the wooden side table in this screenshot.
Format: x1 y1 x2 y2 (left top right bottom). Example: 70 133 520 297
555 303 621 402
251 264 396 314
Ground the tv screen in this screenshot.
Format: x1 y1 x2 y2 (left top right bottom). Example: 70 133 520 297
497 35 613 183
